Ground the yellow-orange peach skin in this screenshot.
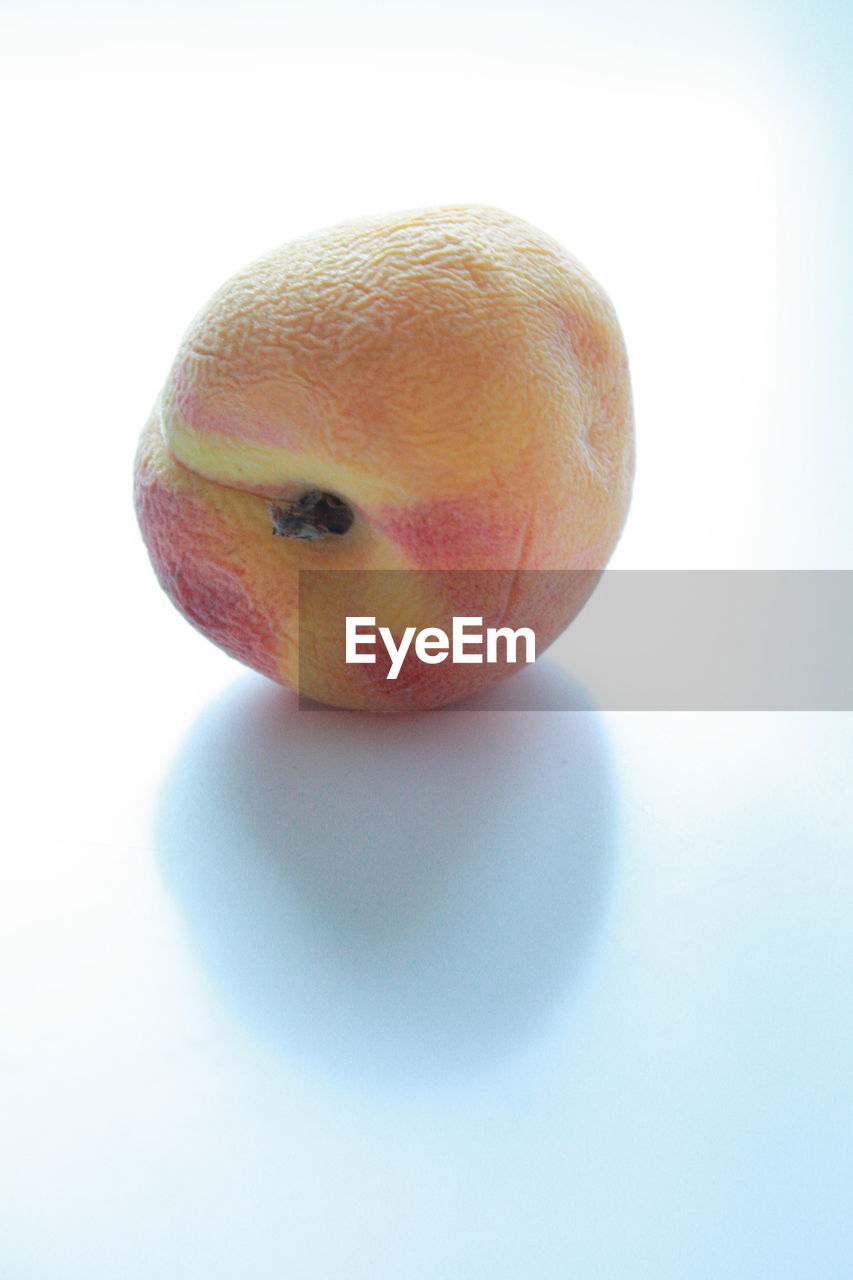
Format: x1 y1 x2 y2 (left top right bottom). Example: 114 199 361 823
134 204 635 711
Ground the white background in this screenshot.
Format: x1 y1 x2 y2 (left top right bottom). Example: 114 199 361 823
2 2 851 1276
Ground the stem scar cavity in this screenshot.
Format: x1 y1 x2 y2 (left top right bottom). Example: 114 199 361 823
269 491 355 541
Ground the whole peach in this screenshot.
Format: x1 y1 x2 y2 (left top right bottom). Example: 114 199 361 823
134 205 634 710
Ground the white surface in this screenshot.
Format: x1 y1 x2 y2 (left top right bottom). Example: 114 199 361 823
2 2 852 1276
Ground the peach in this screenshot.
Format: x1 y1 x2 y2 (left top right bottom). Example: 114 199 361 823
134 205 634 711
